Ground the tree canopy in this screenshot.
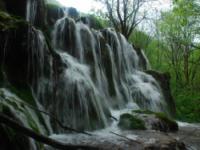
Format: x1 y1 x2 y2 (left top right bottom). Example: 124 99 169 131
95 0 149 39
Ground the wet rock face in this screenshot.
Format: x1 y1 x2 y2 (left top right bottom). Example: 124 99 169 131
3 0 27 18
0 20 50 89
2 0 46 28
0 22 29 87
46 4 64 26
146 70 176 116
34 0 47 28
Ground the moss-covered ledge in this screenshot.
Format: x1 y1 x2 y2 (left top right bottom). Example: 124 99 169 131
0 11 28 31
133 109 178 132
118 113 146 130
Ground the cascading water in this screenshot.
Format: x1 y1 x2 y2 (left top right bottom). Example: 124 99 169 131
26 0 37 24
24 0 167 134
50 13 167 131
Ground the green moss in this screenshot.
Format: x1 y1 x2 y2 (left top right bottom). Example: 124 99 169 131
133 109 154 114
0 11 27 30
118 113 146 130
133 109 178 131
8 85 35 106
46 3 62 9
155 112 178 131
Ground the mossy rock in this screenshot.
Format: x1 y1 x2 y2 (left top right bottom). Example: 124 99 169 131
133 109 178 132
155 112 178 132
118 113 146 130
132 109 154 114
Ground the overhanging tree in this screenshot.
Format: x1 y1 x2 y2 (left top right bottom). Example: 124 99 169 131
95 0 149 39
157 0 200 85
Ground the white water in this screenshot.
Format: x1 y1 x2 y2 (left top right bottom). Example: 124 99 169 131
26 0 37 24
24 0 168 139
50 13 168 131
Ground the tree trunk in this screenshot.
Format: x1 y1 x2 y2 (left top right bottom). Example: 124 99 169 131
183 46 189 84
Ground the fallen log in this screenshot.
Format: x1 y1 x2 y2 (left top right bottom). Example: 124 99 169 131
0 113 101 150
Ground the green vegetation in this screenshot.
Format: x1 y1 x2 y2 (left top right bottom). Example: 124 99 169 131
132 109 154 115
175 88 200 122
87 15 108 30
118 113 146 130
8 85 35 106
133 109 178 131
0 88 47 149
0 11 27 30
127 0 200 123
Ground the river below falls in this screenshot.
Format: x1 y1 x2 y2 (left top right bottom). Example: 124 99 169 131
46 106 200 150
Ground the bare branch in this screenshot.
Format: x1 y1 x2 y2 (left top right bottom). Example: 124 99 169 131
0 113 100 150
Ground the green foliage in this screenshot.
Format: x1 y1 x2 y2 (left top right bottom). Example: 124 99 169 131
46 3 61 10
129 30 152 50
0 11 27 30
88 15 108 30
132 109 154 115
8 85 35 106
174 88 200 123
118 113 146 130
45 0 61 6
128 0 200 123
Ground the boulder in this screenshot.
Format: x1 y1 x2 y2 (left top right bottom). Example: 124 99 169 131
118 113 146 130
133 110 178 132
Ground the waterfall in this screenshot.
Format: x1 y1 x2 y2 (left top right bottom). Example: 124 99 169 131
26 0 37 24
51 15 167 130
23 1 167 131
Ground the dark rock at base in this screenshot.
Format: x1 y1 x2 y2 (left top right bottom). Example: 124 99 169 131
146 70 176 116
144 139 187 150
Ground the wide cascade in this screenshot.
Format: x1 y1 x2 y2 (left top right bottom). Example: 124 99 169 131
2 1 199 149
1 0 167 132
48 12 167 130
